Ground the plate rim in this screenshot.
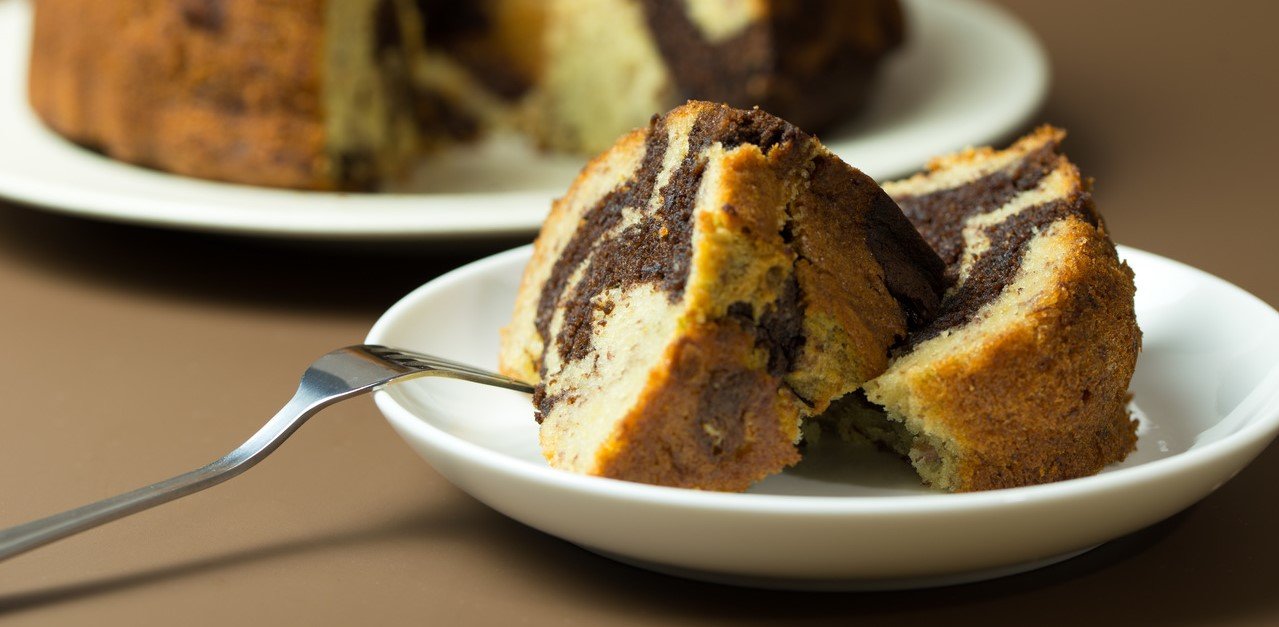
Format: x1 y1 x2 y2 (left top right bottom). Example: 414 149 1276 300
368 243 1279 514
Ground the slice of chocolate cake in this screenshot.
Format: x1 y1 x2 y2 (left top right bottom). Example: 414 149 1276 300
500 101 944 491
824 127 1142 492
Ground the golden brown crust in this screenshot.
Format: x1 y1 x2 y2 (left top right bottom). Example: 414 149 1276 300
914 218 1139 490
852 127 1142 492
861 212 1140 492
29 0 335 189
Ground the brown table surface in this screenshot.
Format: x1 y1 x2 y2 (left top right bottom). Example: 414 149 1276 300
2 1 1278 625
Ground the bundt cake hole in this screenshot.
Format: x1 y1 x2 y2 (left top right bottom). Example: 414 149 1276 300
326 0 425 190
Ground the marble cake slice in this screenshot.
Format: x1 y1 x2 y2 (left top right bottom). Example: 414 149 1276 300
500 101 944 491
823 127 1142 492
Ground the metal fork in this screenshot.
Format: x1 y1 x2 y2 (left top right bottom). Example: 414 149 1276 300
0 345 533 563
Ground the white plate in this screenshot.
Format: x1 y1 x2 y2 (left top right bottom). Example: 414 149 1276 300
0 0 1047 240
367 245 1279 590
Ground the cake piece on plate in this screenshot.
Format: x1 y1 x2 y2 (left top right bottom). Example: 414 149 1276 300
501 101 944 490
824 127 1142 492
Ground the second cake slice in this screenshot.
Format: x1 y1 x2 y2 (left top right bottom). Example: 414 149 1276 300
501 101 944 490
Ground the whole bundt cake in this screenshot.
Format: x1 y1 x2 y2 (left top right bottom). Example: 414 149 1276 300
28 0 904 190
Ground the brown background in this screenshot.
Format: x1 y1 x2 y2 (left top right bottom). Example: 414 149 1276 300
2 0 1277 624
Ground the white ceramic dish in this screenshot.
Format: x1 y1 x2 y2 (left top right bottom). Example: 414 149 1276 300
0 0 1046 240
368 245 1279 590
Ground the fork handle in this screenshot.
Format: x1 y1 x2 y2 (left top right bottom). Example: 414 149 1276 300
0 345 532 563
0 458 244 561
0 390 325 562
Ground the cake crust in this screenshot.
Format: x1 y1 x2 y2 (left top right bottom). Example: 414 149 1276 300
856 126 1141 492
867 217 1139 490
29 0 335 189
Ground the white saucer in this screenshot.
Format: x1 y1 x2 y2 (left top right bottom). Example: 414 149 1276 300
0 0 1046 239
367 245 1279 590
